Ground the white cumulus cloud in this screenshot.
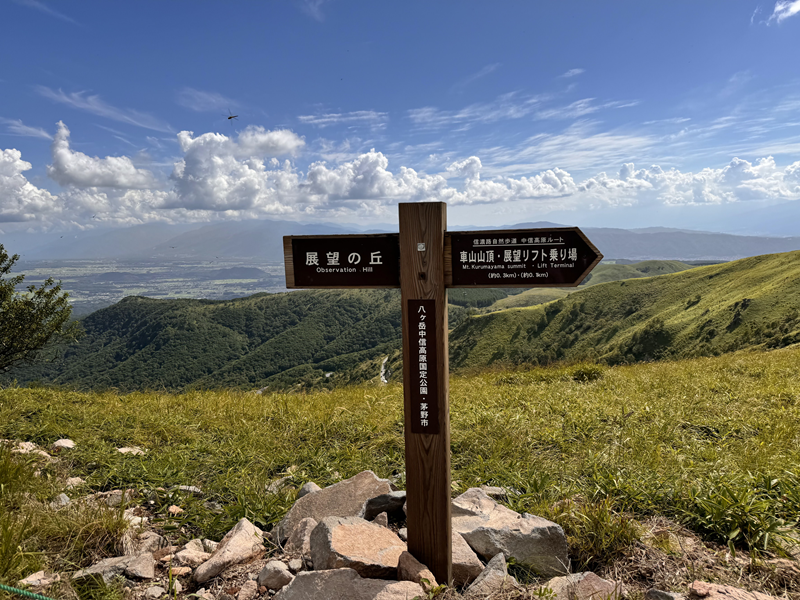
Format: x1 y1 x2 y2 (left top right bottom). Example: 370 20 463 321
165 127 306 211
0 148 58 222
47 121 158 189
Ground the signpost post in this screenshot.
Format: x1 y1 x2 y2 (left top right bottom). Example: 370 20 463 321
284 201 602 585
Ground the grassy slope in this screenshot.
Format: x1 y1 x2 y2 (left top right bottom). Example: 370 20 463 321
450 251 800 369
484 260 694 312
2 348 799 570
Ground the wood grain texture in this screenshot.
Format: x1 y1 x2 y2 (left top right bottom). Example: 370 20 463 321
399 202 452 586
283 237 296 288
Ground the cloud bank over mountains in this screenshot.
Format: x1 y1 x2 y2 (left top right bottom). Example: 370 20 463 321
2 121 800 229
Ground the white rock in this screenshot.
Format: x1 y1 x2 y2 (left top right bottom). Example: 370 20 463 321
117 446 146 455
464 552 521 599
453 487 569 576
452 531 484 587
65 477 85 489
52 438 76 451
297 481 322 498
193 518 264 583
18 570 61 588
144 585 166 599
50 493 70 509
277 471 392 542
285 517 317 556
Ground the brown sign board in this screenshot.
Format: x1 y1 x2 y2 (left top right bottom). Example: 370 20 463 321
445 227 602 288
407 299 440 435
284 234 400 288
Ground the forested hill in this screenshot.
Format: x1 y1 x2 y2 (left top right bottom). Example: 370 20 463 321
8 255 800 392
9 290 410 392
450 250 800 369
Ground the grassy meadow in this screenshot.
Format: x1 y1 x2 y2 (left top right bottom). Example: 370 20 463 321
2 345 800 596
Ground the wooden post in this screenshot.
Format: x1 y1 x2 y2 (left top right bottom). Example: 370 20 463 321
399 202 452 586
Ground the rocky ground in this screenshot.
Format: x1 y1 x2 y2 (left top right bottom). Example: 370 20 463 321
6 439 800 600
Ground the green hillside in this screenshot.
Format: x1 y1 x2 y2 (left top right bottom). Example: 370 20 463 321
483 260 695 312
450 251 800 369
5 290 410 391
8 256 793 393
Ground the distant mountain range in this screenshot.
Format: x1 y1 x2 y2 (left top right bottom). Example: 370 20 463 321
8 218 800 263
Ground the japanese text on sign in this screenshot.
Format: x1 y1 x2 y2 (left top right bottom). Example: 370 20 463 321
287 234 400 288
448 228 602 287
408 298 439 434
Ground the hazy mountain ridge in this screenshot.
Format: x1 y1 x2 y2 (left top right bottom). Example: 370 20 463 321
9 219 800 262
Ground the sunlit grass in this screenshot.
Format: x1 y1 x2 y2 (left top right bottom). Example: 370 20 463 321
1 346 799 591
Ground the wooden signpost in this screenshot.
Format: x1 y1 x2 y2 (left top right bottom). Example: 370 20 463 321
284 202 602 585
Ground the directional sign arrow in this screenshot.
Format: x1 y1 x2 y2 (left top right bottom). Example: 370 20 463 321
445 227 602 287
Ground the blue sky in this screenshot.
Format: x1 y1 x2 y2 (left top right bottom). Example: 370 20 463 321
2 0 800 235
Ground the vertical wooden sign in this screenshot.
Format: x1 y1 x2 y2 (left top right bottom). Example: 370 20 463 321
283 204 601 588
399 202 452 585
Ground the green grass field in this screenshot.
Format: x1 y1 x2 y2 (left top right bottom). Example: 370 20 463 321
2 345 800 597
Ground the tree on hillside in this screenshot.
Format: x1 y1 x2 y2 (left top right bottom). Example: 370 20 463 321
0 244 80 372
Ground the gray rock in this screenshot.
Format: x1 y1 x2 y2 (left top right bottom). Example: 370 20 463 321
297 481 321 499
647 590 686 600
288 558 304 573
310 516 406 579
273 568 423 600
124 553 156 579
360 490 407 521
464 552 520 599
193 518 264 583
135 531 167 554
90 489 136 508
72 553 155 584
453 487 569 576
50 493 70 509
452 531 484 587
548 572 623 600
397 527 408 541
277 470 392 542
183 538 205 553
202 539 219 553
143 585 166 599
372 511 389 528
65 477 85 489
285 517 317 556
267 476 292 494
257 560 294 591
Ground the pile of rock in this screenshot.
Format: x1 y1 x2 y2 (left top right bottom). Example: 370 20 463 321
13 463 788 600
